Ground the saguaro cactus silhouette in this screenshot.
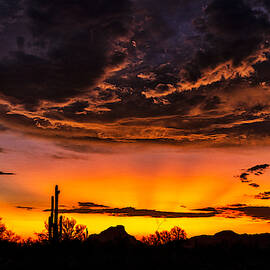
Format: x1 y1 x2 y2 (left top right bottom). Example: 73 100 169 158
48 185 62 242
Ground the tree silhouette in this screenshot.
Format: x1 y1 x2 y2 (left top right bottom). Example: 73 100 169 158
0 217 20 242
36 216 88 242
141 226 187 246
170 226 187 241
61 216 88 241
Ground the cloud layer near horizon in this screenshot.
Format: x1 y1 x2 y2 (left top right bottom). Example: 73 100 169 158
41 201 270 222
2 0 270 150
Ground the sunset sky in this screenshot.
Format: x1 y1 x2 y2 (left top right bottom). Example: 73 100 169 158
1 0 270 239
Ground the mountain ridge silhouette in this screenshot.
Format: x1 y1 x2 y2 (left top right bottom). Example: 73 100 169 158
88 225 140 245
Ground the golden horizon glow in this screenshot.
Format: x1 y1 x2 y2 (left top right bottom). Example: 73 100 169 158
1 133 270 239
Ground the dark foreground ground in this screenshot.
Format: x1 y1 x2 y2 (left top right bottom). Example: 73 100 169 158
1 229 270 270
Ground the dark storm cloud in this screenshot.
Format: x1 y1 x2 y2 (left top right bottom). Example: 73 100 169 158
130 0 205 65
252 56 270 84
183 0 270 83
1 0 270 148
42 79 255 125
0 0 23 31
210 119 270 140
0 0 133 109
53 101 90 115
0 105 117 145
0 0 206 110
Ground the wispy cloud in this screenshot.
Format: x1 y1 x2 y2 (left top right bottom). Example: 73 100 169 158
78 202 109 208
16 206 34 211
196 204 270 221
236 164 269 188
0 171 15 175
255 192 270 200
239 173 250 183
249 183 260 188
247 164 270 174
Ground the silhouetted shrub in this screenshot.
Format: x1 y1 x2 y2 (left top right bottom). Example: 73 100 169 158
0 217 20 242
61 216 88 241
141 226 187 246
36 216 88 242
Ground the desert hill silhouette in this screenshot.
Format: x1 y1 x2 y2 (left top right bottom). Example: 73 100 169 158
186 230 270 249
88 225 139 245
